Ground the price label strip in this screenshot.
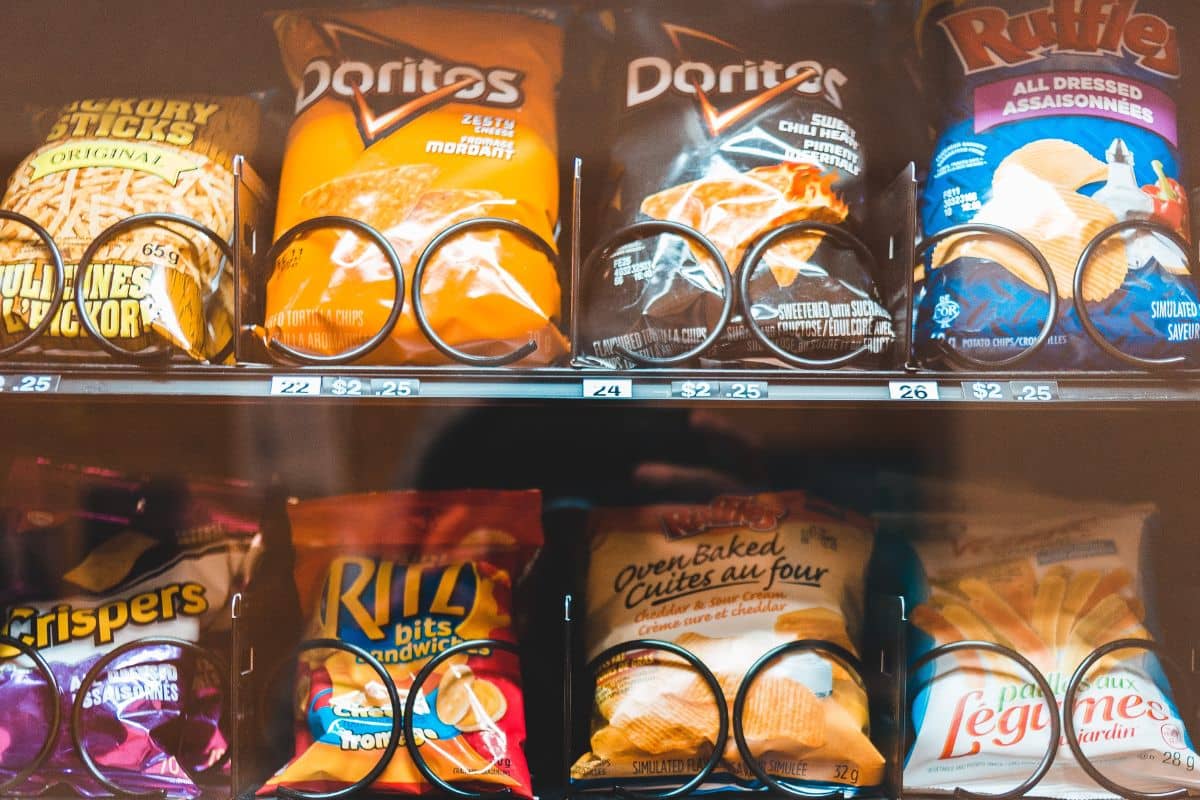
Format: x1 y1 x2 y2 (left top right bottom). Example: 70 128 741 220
322 377 367 397
723 381 768 400
2 374 61 394
670 381 770 400
672 380 719 399
962 381 1010 402
370 378 420 397
1011 381 1059 402
961 380 1059 402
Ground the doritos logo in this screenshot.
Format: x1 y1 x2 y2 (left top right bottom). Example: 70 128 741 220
626 23 847 135
295 19 525 146
939 0 1179 78
661 496 788 539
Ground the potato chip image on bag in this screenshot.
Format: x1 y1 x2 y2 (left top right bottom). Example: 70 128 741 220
571 493 885 793
260 491 542 797
267 6 568 365
875 494 1200 798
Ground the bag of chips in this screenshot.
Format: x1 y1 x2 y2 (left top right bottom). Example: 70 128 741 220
0 95 263 361
578 0 895 368
0 458 264 798
571 493 885 794
914 0 1200 369
876 495 1200 798
266 6 568 365
261 490 542 797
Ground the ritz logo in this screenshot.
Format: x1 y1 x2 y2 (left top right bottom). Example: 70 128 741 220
938 0 1179 78
318 557 474 653
296 18 525 145
626 23 847 135
933 294 962 329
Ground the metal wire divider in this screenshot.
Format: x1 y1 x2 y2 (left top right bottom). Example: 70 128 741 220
576 222 889 370
0 634 61 794
914 217 1199 372
67 637 232 799
1 155 1196 373
1062 638 1198 800
0 635 232 800
563 593 889 800
254 215 557 367
904 641 1060 800
0 155 270 367
249 635 528 800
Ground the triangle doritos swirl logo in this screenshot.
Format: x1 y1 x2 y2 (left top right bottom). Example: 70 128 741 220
294 19 526 147
625 22 848 136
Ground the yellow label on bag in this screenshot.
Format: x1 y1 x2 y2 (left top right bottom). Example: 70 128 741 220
28 141 199 185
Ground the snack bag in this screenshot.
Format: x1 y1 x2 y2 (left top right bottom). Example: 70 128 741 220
0 458 264 797
0 96 262 361
571 493 885 793
579 1 895 368
261 491 541 797
876 498 1200 798
266 6 568 365
914 0 1200 369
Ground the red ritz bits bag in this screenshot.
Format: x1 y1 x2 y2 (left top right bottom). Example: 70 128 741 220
260 490 543 797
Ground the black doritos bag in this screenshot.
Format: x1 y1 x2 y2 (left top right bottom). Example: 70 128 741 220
578 0 896 369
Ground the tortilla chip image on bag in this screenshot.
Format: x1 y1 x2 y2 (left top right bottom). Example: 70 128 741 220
266 6 568 365
578 1 894 368
875 496 1200 799
913 0 1200 369
0 458 264 798
260 491 542 797
571 493 885 793
0 96 261 361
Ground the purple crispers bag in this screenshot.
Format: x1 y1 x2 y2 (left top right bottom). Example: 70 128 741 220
0 459 262 797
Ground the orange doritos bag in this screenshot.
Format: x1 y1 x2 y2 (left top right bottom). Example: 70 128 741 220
267 6 568 364
260 491 543 797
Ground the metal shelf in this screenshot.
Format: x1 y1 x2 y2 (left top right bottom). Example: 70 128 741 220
1 364 1200 406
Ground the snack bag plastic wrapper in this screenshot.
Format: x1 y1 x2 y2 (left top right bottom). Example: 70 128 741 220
261 491 541 797
0 95 262 361
571 493 885 794
0 458 264 797
875 493 1200 798
913 0 1200 369
266 6 568 365
578 0 895 368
